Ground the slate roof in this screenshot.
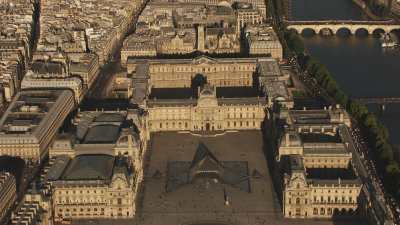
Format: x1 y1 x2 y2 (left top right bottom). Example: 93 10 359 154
82 124 120 144
61 155 115 180
94 113 125 122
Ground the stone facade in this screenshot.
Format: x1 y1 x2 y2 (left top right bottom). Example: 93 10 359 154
21 52 100 101
49 155 140 220
127 56 293 133
128 56 264 88
283 156 362 218
121 2 244 64
49 110 148 168
11 189 53 225
278 107 362 219
0 89 75 162
0 172 16 223
147 85 267 132
245 25 283 59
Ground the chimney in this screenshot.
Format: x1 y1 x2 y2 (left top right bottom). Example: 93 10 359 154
197 24 205 51
285 132 290 147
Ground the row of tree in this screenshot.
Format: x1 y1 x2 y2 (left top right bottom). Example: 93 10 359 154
285 29 400 200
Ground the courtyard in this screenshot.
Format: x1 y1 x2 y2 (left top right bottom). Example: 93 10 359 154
134 131 365 225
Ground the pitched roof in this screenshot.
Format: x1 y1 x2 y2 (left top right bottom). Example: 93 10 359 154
190 142 221 170
61 155 115 180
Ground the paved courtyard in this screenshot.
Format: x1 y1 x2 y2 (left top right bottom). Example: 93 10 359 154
133 131 365 225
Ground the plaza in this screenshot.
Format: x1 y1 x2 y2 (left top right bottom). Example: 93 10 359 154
135 131 364 225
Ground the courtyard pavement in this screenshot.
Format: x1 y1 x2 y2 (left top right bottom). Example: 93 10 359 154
133 131 365 225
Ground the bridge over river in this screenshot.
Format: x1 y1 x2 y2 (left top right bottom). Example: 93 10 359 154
353 97 400 105
285 19 400 34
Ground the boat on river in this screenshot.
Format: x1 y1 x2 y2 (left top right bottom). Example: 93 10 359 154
380 33 398 49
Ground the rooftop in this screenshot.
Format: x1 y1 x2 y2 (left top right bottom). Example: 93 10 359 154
149 86 264 100
0 89 74 135
150 88 196 99
306 167 358 181
61 155 115 181
31 61 64 74
300 133 342 143
82 125 121 144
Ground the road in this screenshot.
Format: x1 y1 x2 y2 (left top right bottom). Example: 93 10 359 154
85 0 149 99
347 123 400 224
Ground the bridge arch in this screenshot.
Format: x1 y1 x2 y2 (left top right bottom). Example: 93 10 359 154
354 27 369 36
287 27 299 34
372 28 386 36
301 27 317 35
336 27 352 35
388 27 400 33
285 20 400 38
318 27 333 35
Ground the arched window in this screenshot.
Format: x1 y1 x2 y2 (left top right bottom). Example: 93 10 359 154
296 198 300 204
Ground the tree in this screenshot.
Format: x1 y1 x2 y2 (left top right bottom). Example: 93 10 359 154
348 101 368 120
363 114 378 130
285 30 305 55
334 90 348 107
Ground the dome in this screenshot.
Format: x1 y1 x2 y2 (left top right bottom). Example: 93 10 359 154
116 129 140 148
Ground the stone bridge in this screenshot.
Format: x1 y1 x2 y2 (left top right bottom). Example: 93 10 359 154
285 20 400 35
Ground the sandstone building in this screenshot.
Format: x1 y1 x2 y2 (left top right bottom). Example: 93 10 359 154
0 172 16 223
11 187 53 225
277 108 362 219
127 56 293 133
48 155 140 220
0 89 75 162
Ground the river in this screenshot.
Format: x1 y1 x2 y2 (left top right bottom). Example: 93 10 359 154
290 0 400 145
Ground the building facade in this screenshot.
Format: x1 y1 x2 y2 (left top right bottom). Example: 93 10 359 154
245 25 283 60
283 155 362 218
49 155 139 220
277 107 362 219
128 56 268 88
0 172 17 223
11 189 53 225
127 56 293 133
147 85 267 132
0 89 75 162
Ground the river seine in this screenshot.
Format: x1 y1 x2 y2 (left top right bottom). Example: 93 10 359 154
290 0 400 145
